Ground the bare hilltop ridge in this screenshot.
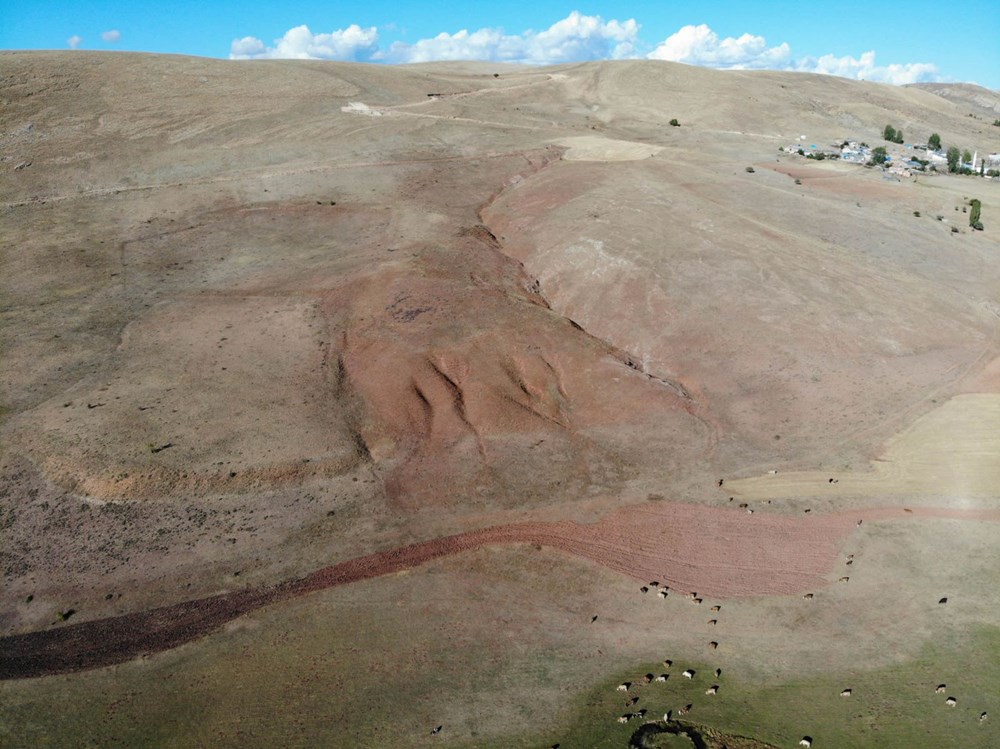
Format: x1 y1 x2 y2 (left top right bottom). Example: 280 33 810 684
3 52 1000 748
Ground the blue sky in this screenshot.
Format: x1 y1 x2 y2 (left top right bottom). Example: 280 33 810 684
3 1 998 87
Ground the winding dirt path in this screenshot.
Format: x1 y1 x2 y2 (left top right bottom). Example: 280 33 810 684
2 502 997 680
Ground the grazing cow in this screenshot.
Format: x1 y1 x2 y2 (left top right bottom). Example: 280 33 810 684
640 586 649 594
643 673 654 684
636 709 647 718
714 668 722 678
693 597 703 605
746 508 754 514
981 711 988 722
678 704 693 715
718 479 724 487
711 605 721 612
839 576 850 583
709 641 719 650
650 581 660 587
840 689 852 697
939 597 948 604
655 674 668 682
767 470 777 475
663 659 673 668
738 503 749 509
591 615 598 623
708 619 718 626
663 711 672 722
431 725 443 735
626 697 639 707
800 737 813 747
683 669 695 679
857 519 863 526
617 683 631 692
803 593 814 600
659 590 668 599
946 697 957 707
617 715 631 724
706 685 719 695
829 477 837 483
935 684 947 693
846 559 853 565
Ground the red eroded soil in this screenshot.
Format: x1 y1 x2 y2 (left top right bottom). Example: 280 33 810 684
5 502 996 681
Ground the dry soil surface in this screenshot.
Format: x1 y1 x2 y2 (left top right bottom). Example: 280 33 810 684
3 52 1000 748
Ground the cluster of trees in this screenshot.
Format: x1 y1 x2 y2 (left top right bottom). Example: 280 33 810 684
946 146 979 174
883 124 905 144
857 127 991 178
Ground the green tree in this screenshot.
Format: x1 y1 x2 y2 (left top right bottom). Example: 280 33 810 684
947 146 961 172
871 146 888 165
928 133 941 150
962 149 973 165
883 124 897 141
969 199 981 228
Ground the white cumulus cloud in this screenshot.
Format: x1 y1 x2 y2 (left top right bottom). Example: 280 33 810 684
226 16 942 86
648 24 791 68
229 13 639 65
794 51 939 85
385 11 640 64
646 23 938 84
101 29 121 43
230 24 379 61
67 35 83 50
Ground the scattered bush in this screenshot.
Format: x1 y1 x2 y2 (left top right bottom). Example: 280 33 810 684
669 118 680 127
870 146 888 165
794 178 802 185
951 226 960 233
913 210 921 217
988 169 1000 178
745 166 755 173
928 133 941 150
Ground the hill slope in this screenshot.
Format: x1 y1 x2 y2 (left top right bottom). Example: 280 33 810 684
2 52 1000 749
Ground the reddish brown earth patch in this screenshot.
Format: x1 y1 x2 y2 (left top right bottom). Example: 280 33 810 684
5 502 995 680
